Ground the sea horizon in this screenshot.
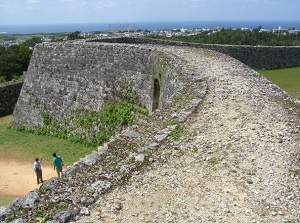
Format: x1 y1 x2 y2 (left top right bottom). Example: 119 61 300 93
0 20 299 35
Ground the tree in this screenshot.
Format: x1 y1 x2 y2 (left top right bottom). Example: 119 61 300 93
23 36 42 47
148 27 300 46
0 44 32 82
67 31 83 40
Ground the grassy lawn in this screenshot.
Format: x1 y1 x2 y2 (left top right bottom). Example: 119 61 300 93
258 66 300 101
0 116 97 167
0 195 19 207
0 115 98 206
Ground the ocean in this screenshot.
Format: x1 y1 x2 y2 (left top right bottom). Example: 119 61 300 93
0 21 299 34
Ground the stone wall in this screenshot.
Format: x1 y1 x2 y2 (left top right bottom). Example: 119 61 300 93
2 41 300 223
0 44 207 223
11 42 184 133
0 80 23 117
4 38 300 120
91 37 300 70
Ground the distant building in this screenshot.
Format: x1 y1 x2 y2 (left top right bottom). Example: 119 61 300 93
241 27 249 31
272 26 288 32
288 30 300 34
259 29 270 32
42 36 51 42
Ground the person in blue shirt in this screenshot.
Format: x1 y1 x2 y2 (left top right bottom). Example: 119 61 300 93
33 158 43 184
52 153 64 178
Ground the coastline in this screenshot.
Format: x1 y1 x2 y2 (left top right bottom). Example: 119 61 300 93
0 20 299 35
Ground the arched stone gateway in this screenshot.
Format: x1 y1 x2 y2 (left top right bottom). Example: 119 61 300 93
152 79 160 111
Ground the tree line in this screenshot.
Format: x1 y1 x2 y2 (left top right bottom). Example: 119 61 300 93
0 31 84 83
149 28 300 46
0 44 32 83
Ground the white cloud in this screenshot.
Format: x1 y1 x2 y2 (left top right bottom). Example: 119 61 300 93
0 2 19 11
234 0 258 3
182 0 204 7
27 0 41 4
95 1 117 9
264 0 277 5
234 0 278 3
234 0 278 6
26 0 41 9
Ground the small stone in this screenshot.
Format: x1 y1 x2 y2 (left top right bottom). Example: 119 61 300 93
247 179 253 184
113 202 122 211
80 207 90 216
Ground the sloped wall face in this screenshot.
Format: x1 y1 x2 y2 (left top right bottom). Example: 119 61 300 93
12 42 182 129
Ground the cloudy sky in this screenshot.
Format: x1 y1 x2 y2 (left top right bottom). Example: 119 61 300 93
0 0 299 25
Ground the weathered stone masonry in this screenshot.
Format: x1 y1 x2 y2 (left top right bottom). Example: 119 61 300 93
2 38 300 119
93 37 300 70
11 42 183 131
2 39 300 223
0 42 207 222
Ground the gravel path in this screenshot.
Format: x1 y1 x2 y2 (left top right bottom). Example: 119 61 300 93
81 46 300 223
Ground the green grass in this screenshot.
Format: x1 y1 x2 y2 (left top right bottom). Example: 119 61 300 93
0 115 98 206
0 195 18 207
0 116 96 167
258 66 300 100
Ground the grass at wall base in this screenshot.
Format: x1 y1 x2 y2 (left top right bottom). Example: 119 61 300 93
0 195 19 207
258 66 300 101
0 116 94 166
0 115 95 206
0 86 148 206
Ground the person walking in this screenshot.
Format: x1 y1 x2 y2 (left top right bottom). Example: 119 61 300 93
52 153 64 178
33 158 43 184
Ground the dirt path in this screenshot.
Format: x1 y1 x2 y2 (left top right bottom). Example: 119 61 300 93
0 159 56 196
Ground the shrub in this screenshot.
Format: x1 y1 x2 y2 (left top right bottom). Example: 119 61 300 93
18 86 148 147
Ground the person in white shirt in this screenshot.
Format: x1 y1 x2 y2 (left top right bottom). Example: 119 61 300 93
33 158 43 184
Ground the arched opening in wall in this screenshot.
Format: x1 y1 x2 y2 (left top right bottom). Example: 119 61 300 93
152 79 160 111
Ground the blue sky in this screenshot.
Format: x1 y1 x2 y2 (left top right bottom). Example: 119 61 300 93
0 0 299 25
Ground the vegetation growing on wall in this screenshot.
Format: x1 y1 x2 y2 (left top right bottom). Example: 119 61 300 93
17 86 149 147
152 56 170 88
157 59 166 85
168 120 184 140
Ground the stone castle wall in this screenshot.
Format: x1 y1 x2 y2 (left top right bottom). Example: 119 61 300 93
0 80 23 117
92 37 300 70
11 42 184 131
3 38 300 119
2 40 300 223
